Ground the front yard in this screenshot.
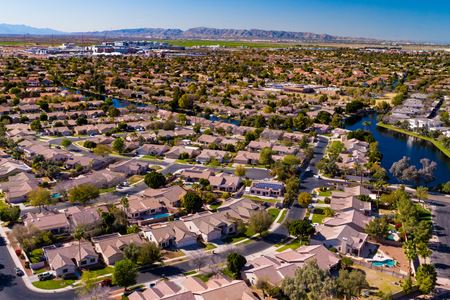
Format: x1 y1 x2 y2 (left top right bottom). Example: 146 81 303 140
32 279 76 290
243 194 279 204
353 265 403 298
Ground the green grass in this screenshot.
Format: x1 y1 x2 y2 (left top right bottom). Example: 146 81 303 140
416 204 432 221
243 195 279 203
183 270 197 276
209 201 223 210
268 208 280 220
311 213 326 224
221 268 236 279
32 279 76 290
204 243 217 250
99 186 116 194
141 155 162 161
160 39 296 49
88 266 114 277
276 238 305 252
194 273 214 282
277 209 288 223
378 122 450 158
318 191 332 197
33 268 48 274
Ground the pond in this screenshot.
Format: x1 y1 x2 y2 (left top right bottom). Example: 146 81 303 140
345 113 450 186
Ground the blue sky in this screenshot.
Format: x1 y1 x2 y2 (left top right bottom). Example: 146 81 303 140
1 0 449 42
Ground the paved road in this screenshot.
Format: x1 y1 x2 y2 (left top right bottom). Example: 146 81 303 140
0 236 75 300
429 195 450 281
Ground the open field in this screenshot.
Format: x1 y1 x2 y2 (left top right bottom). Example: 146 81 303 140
375 92 398 105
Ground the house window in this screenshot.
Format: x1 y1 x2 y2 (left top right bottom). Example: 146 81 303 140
90 258 96 263
150 209 155 213
80 260 86 265
63 268 68 273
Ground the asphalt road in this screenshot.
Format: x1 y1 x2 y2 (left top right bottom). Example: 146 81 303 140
429 195 450 281
0 236 75 300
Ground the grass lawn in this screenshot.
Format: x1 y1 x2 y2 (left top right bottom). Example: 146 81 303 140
268 208 280 220
183 270 197 276
88 266 114 277
162 250 185 260
32 279 76 290
33 268 48 274
353 265 403 297
141 155 162 161
194 273 214 282
276 238 305 252
204 243 217 251
221 268 236 279
128 175 144 185
318 191 332 197
243 195 279 204
99 186 116 194
311 213 326 224
378 122 450 158
277 209 287 223
209 201 223 210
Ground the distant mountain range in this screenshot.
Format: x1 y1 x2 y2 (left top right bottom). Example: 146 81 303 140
0 23 64 35
0 23 380 43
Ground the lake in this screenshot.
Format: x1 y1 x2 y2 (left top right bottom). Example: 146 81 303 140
345 113 450 186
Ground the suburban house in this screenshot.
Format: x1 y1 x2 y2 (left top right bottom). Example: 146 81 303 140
23 212 70 235
64 205 108 230
135 144 170 156
92 233 144 265
129 280 195 300
179 167 214 182
330 195 372 215
244 245 339 286
208 173 242 192
0 158 31 179
234 151 260 165
108 159 149 176
313 224 368 256
165 146 200 159
323 209 372 232
249 180 285 197
181 211 237 242
197 134 222 146
0 172 39 203
44 242 99 277
196 149 228 164
143 220 198 249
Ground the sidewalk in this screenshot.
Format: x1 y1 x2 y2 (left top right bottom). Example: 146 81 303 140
0 226 74 293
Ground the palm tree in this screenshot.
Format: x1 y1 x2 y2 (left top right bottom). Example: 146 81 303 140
73 227 85 267
120 197 129 215
415 186 428 207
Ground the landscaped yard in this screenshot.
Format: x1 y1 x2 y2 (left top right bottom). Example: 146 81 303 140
311 213 326 224
277 209 287 223
128 175 144 185
162 249 185 260
99 186 116 194
268 208 280 220
194 272 214 282
276 238 305 252
32 279 76 290
141 155 162 161
87 266 114 277
243 195 279 203
318 190 332 197
353 265 403 298
209 201 223 210
204 243 217 250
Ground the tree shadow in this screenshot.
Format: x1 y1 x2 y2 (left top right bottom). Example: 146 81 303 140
0 273 16 291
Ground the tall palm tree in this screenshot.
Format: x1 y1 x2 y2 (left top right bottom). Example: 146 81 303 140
120 197 129 215
73 227 85 267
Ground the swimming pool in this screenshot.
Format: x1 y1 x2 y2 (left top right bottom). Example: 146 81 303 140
146 213 171 220
372 259 396 267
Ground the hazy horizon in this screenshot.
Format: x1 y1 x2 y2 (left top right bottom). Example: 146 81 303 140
1 0 450 43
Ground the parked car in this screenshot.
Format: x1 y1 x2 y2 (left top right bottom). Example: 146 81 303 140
14 267 24 277
38 272 53 281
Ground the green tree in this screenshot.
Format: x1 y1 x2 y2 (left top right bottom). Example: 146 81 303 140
123 243 141 264
138 242 162 266
112 259 137 289
73 227 85 264
365 216 389 240
235 165 246 177
297 192 312 208
284 177 301 205
182 191 203 213
415 186 428 207
416 264 437 294
30 120 42 131
248 210 272 236
93 144 112 156
259 147 273 165
227 253 247 279
337 269 368 300
144 171 166 188
0 205 21 224
112 137 125 153
28 188 51 212
61 138 72 148
68 184 100 204
288 219 315 240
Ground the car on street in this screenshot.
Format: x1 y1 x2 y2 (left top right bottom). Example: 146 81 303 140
14 267 24 277
38 272 53 281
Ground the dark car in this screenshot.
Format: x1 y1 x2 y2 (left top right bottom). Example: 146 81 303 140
14 267 24 277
